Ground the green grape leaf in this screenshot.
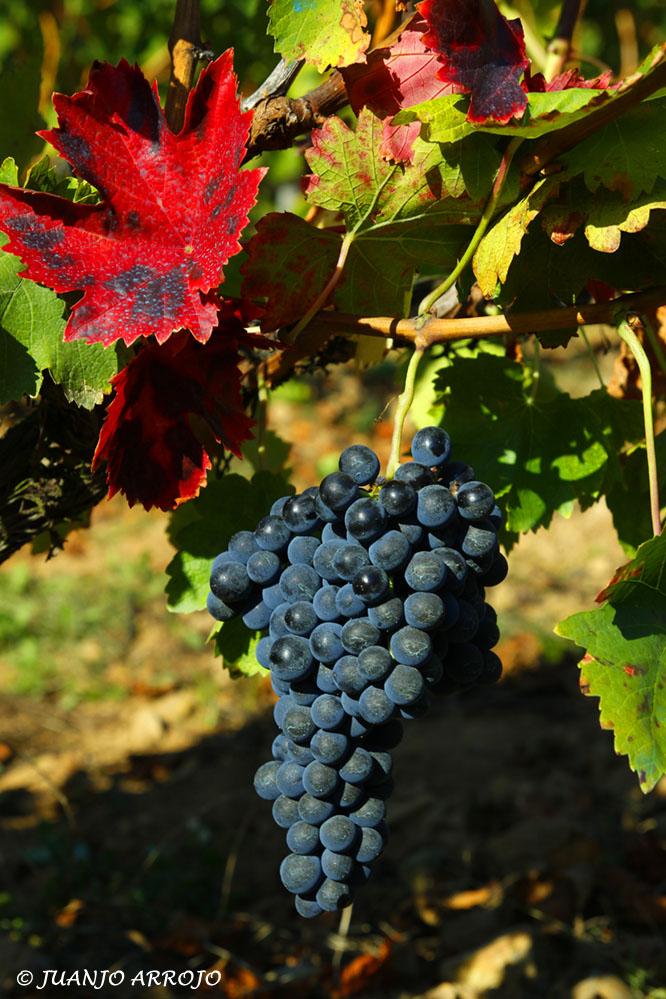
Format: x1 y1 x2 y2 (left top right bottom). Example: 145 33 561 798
166 471 294 614
394 89 612 144
559 98 666 200
268 0 370 73
556 534 666 793
211 618 266 680
605 432 666 554
433 353 643 542
473 176 558 297
304 111 486 230
0 246 121 407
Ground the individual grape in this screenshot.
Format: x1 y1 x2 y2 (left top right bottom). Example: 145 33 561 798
254 515 291 552
253 761 281 801
340 691 361 717
333 543 370 581
482 552 509 587
444 643 484 684
335 583 366 619
341 618 381 655
337 781 366 811
379 480 417 518
313 585 341 622
315 492 338 523
303 761 340 799
283 706 316 744
404 592 445 631
480 650 503 683
354 825 386 864
390 626 432 667
431 547 468 593
295 896 324 919
368 751 392 779
316 878 352 912
394 462 433 489
272 795 300 829
456 480 496 520
228 530 259 562
272 734 289 761
398 519 425 545
446 599 479 643
280 564 321 603
462 520 498 559
287 535 320 566
345 498 387 542
357 645 393 683
313 541 344 582
339 747 374 785
339 444 380 485
320 815 358 853
476 612 500 650
246 550 281 585
315 662 338 694
350 716 371 738
350 796 386 828
411 426 452 466
269 636 314 681
206 591 235 622
287 821 321 855
270 496 291 517
404 551 447 592
309 622 344 664
284 601 318 637
242 599 272 631
319 472 358 512
298 793 335 825
269 603 291 639
270 674 290 697
276 761 305 798
352 566 390 605
368 597 404 632
385 664 426 706
280 854 322 895
311 693 346 731
273 696 294 729
368 530 411 572
210 560 253 604
262 583 284 610
417 484 456 528
283 493 320 534
359 686 395 725
438 460 475 488
321 521 347 543
321 850 355 882
333 655 366 696
311 730 350 765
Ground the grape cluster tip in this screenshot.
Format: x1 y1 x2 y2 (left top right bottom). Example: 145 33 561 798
207 427 507 917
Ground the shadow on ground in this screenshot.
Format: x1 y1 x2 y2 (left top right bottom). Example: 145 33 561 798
1 658 665 998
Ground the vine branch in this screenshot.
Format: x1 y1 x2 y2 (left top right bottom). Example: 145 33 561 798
303 288 666 348
544 0 582 82
165 0 203 133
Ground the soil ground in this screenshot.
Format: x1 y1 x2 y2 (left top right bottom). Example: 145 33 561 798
1 358 665 998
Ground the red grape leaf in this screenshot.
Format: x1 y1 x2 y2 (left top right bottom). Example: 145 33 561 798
0 53 264 347
93 305 256 511
341 19 454 162
417 0 529 124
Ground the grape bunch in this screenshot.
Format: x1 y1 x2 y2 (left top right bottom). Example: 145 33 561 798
207 427 507 917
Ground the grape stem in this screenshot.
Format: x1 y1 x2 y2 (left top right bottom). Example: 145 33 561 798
386 347 425 479
616 313 662 537
417 136 523 318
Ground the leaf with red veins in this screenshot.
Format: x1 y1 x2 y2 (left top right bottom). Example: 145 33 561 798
0 52 264 347
93 309 257 511
417 0 529 124
342 19 455 162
